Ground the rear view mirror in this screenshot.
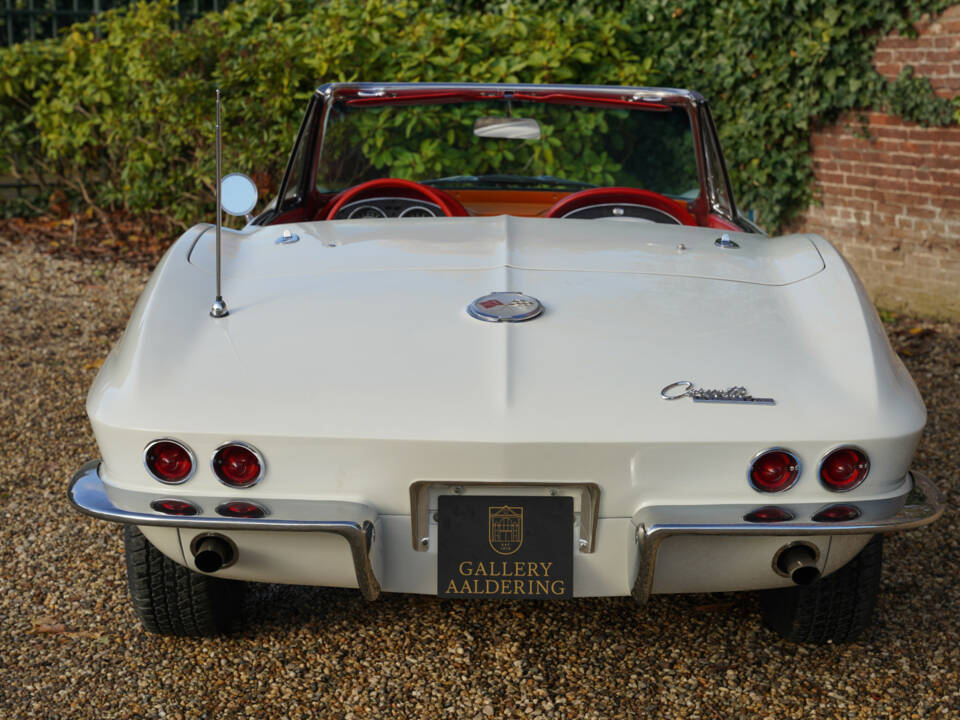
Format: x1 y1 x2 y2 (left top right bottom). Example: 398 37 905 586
220 173 258 217
473 117 542 140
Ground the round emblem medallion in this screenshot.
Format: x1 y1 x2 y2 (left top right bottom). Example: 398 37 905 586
467 292 543 323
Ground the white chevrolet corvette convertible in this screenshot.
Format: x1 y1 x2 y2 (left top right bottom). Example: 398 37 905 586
69 82 943 642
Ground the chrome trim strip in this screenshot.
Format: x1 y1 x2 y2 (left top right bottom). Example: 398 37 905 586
274 93 321 213
211 441 266 489
317 82 702 104
68 461 381 601
817 444 870 493
409 480 600 553
630 471 943 604
142 438 197 485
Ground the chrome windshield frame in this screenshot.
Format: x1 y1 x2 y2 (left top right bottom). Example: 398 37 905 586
270 82 744 226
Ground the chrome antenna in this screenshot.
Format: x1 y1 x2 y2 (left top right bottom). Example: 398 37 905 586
210 88 229 318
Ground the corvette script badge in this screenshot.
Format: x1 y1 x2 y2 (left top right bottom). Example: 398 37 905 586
467 292 543 323
660 380 775 405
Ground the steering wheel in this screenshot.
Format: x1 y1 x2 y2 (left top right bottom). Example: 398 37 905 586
323 178 468 220
544 187 696 225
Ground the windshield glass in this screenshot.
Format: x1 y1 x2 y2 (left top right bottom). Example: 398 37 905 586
316 98 700 199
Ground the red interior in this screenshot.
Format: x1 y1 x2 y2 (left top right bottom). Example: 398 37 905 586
272 181 733 228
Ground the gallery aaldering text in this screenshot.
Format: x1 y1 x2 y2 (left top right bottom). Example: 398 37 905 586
443 561 565 596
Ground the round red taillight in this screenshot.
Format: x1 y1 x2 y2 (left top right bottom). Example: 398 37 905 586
150 499 200 516
212 443 263 488
144 440 195 483
820 447 869 491
743 506 795 523
813 504 862 522
216 501 267 519
749 449 801 493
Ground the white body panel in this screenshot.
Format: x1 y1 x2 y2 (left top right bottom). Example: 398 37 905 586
88 216 925 596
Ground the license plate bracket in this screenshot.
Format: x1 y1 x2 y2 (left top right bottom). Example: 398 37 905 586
437 495 573 599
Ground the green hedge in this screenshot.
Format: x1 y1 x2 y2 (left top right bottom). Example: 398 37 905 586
0 0 955 232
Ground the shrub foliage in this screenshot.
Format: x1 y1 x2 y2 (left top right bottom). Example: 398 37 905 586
0 0 955 231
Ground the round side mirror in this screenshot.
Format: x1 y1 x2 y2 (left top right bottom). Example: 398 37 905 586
220 173 258 217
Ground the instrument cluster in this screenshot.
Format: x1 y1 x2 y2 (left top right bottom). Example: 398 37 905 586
333 197 443 220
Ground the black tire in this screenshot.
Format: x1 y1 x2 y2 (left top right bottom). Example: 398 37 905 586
760 534 883 644
124 525 244 636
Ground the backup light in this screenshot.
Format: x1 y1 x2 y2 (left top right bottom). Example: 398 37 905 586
813 504 862 522
744 506 795 523
144 440 195 484
216 501 267 519
150 499 200 516
749 449 801 493
212 442 264 488
820 447 869 491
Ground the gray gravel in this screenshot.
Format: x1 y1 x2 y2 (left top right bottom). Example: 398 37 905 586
1 238 958 719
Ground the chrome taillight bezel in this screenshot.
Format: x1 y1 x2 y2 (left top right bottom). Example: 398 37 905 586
747 447 802 493
143 438 197 485
211 441 266 489
818 445 870 492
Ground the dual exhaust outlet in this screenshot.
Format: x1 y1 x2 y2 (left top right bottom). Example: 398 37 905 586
191 534 236 573
776 543 821 586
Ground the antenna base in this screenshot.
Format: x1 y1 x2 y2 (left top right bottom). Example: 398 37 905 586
210 297 229 318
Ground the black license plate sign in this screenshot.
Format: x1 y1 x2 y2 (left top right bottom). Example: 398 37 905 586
438 495 573 599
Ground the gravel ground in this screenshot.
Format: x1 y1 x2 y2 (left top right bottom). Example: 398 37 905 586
1 238 958 719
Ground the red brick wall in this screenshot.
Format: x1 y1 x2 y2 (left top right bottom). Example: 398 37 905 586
792 5 960 318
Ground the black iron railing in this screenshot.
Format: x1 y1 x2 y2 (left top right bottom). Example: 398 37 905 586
1 0 230 47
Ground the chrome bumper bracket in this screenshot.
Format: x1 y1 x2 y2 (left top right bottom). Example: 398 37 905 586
68 461 381 601
630 471 944 604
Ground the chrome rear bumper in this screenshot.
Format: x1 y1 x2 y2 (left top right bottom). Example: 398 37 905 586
70 459 942 602
68 460 382 600
630 471 944 603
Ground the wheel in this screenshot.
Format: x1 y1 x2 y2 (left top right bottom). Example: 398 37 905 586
760 534 883 644
123 525 245 636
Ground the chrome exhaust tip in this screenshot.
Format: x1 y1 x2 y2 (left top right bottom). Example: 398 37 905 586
775 544 821 586
191 534 236 573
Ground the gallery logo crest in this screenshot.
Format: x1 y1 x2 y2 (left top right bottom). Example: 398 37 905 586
488 505 523 555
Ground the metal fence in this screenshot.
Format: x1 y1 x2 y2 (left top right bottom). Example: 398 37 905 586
1 0 230 47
